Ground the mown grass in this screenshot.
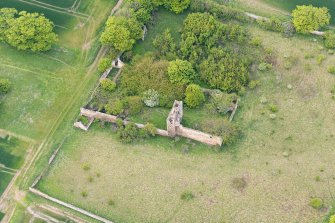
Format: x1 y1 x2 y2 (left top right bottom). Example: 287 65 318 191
38 23 335 222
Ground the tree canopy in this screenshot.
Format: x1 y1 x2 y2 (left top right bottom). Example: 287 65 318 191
167 59 197 85
292 5 330 33
100 16 143 52
0 8 58 51
185 84 205 108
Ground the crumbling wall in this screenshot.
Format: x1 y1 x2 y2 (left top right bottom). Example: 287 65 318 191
177 126 223 146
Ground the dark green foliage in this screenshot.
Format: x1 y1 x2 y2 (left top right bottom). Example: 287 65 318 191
185 84 205 108
324 31 335 49
201 118 241 145
167 59 197 85
1 9 58 52
153 29 176 59
120 56 184 107
190 0 247 22
0 79 11 94
117 122 140 143
123 96 143 115
199 48 249 92
180 191 194 201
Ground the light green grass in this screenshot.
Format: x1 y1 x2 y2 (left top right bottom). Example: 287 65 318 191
38 24 335 223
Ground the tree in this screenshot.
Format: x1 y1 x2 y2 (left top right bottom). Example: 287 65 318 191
164 0 190 14
100 16 143 51
292 5 330 33
0 79 11 94
167 59 197 85
105 99 124 115
153 29 176 58
5 11 58 51
200 48 249 92
185 84 205 108
0 8 17 42
123 96 143 115
98 58 111 72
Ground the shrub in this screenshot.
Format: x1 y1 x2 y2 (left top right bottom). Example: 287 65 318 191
82 163 90 171
165 0 190 14
140 123 157 137
81 191 88 197
248 80 260 89
328 65 335 74
257 17 284 33
108 199 115 206
105 99 124 115
98 58 111 72
292 5 330 34
209 92 237 115
123 96 143 115
117 123 140 143
329 215 335 223
317 54 326 65
180 191 194 201
309 197 323 210
78 116 90 126
258 62 272 71
269 104 278 113
153 29 176 58
185 84 205 108
201 118 241 145
142 89 160 108
0 79 11 94
324 31 335 49
100 78 116 92
167 59 197 85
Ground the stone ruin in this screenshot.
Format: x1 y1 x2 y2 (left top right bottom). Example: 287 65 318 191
167 100 183 137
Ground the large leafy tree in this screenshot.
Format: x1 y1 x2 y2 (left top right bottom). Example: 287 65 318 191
100 16 143 52
164 0 190 14
292 5 330 33
167 59 197 85
4 11 58 52
153 28 176 58
0 8 17 41
200 48 249 92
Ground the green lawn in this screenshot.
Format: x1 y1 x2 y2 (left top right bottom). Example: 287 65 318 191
37 23 335 222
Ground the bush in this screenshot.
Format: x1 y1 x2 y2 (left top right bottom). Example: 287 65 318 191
257 17 284 33
117 122 140 143
142 89 160 108
269 104 278 113
98 58 111 72
248 80 260 89
201 118 241 145
258 62 272 71
185 84 205 108
324 32 335 49
317 54 326 65
78 116 90 126
0 79 11 94
123 96 143 115
140 123 157 137
309 197 323 210
232 177 247 191
100 78 116 92
208 92 237 115
329 215 335 223
105 99 124 115
292 5 330 34
167 59 197 85
180 191 194 201
153 29 176 59
328 65 335 74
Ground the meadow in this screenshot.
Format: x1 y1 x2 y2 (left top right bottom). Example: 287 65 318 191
0 136 30 196
37 7 335 223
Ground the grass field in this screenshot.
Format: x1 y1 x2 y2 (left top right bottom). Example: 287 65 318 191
0 136 30 196
37 15 335 223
